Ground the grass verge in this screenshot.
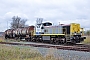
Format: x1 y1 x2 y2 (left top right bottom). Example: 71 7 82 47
0 44 41 60
0 44 62 60
82 36 90 44
0 36 5 42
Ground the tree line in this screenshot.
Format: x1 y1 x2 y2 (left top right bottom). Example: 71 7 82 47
10 16 28 29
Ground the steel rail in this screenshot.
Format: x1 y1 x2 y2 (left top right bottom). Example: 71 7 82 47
0 42 90 52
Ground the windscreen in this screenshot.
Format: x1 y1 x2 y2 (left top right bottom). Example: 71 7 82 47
43 22 52 26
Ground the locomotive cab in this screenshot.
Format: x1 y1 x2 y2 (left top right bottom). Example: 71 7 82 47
43 22 52 26
62 23 86 43
35 22 52 34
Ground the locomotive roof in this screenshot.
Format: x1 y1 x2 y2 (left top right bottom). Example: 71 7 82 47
42 22 52 24
42 22 52 26
61 24 70 26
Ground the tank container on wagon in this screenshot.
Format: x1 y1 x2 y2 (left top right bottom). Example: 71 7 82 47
5 29 14 38
7 29 12 35
17 28 22 35
5 29 10 38
20 26 34 35
26 26 34 35
13 29 17 35
5 30 8 35
21 27 27 35
14 29 19 35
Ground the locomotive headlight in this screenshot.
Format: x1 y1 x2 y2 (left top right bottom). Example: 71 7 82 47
80 32 82 35
74 32 77 35
40 38 42 40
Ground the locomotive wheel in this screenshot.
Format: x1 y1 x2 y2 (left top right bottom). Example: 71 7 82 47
39 39 43 43
55 41 59 45
50 40 54 44
61 38 66 44
31 36 35 42
71 40 76 44
25 38 29 41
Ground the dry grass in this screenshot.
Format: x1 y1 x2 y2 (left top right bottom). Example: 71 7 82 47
0 36 90 60
0 44 41 60
0 44 62 60
0 36 5 42
82 36 90 44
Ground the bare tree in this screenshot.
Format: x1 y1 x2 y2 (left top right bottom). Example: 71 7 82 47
10 16 28 29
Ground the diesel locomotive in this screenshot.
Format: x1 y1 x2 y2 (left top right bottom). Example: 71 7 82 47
5 20 86 44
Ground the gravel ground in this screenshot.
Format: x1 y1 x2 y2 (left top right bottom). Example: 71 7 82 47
35 47 90 60
5 44 90 60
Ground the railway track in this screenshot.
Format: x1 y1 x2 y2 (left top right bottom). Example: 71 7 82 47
0 42 90 52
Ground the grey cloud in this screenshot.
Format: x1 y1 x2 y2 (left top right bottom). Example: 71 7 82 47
0 0 90 31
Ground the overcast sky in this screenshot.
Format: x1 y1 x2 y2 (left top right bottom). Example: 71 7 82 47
0 0 90 32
